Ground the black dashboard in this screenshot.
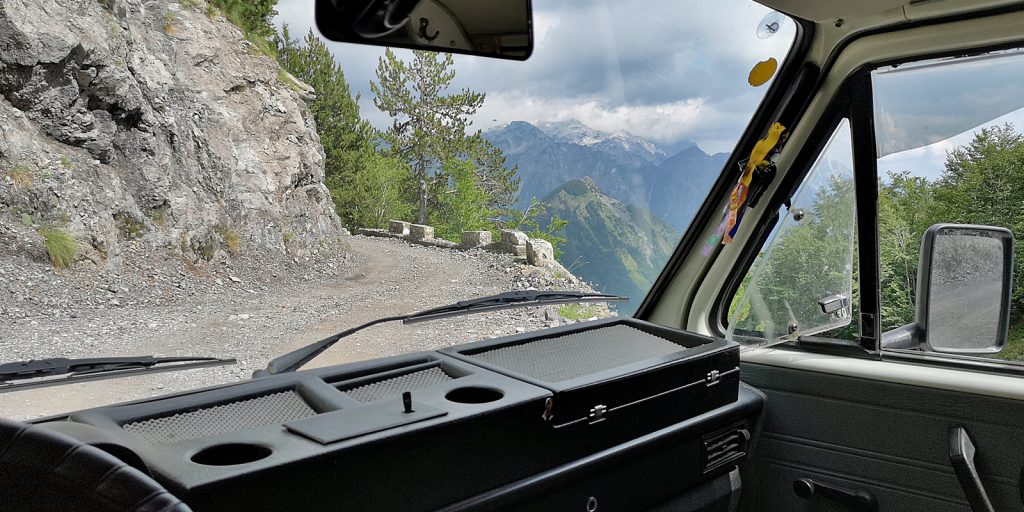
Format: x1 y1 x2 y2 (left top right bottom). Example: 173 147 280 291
39 318 763 511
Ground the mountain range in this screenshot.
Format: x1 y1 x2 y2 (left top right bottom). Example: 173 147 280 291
539 178 680 313
483 120 727 231
483 120 729 311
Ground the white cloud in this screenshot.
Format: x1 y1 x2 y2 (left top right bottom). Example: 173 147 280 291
273 0 796 153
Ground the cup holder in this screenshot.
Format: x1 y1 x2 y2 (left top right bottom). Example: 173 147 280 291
191 443 272 466
445 386 504 404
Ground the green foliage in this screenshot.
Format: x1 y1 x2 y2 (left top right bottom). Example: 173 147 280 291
507 198 568 258
181 0 201 10
209 0 277 44
162 11 177 34
934 125 1024 309
562 179 590 196
38 227 77 268
145 206 170 227
731 123 1024 351
5 164 32 189
372 49 487 223
59 155 74 170
330 152 415 230
114 212 146 240
877 171 935 329
463 133 520 211
276 68 304 92
214 225 242 253
732 176 857 340
557 303 600 321
430 159 496 240
277 26 382 231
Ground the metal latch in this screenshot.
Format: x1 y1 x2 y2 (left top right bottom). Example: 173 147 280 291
706 370 721 387
588 404 608 424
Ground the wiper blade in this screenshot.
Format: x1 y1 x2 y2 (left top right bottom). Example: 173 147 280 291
403 290 627 323
0 356 236 393
258 290 627 377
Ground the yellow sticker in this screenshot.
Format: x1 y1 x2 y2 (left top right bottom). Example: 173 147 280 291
748 57 778 87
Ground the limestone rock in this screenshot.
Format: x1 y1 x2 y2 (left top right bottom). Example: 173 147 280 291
461 230 492 248
389 220 410 235
499 229 528 256
526 239 554 267
409 224 434 241
0 0 343 267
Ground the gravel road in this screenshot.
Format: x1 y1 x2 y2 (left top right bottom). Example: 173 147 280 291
0 234 602 419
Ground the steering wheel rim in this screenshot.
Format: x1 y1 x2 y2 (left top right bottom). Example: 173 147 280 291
0 416 191 512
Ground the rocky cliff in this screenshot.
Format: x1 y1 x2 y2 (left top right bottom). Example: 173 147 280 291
0 0 343 270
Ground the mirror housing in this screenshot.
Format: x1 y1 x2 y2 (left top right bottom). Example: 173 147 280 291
315 0 533 60
915 224 1014 354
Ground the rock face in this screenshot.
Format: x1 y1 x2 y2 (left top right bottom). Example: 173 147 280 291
0 0 343 268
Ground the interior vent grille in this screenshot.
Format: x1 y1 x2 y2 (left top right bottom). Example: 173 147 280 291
122 391 315 445
702 423 750 474
340 367 454 403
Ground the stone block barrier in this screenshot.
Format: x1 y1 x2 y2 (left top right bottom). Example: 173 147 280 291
358 221 553 266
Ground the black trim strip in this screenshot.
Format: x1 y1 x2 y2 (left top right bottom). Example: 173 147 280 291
849 73 880 352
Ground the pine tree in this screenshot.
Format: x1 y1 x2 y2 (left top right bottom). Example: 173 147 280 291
371 49 485 223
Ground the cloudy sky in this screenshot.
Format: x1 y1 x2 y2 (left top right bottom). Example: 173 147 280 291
874 50 1024 180
274 0 796 154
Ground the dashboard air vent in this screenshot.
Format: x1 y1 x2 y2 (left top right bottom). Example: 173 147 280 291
702 423 750 474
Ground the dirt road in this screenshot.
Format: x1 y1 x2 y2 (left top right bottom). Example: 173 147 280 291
0 236 588 419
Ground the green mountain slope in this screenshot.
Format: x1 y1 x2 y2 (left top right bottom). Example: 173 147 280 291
541 178 680 313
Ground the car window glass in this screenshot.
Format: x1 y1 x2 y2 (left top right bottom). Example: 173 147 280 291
874 49 1024 361
728 120 857 346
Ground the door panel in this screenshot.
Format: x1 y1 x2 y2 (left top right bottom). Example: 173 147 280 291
740 361 1024 511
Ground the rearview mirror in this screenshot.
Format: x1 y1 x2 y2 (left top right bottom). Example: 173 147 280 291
315 0 533 60
917 224 1014 354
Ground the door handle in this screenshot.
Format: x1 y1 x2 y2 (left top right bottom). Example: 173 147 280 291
793 478 878 511
949 426 995 512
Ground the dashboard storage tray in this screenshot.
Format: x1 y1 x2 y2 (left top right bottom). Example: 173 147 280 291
442 317 740 436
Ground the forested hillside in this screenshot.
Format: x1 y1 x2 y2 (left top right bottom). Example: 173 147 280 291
731 124 1024 359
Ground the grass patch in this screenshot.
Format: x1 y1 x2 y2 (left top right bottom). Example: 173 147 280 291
145 206 171 227
558 303 600 322
553 270 569 280
277 68 305 93
244 33 277 58
163 12 177 33
181 0 201 10
38 227 77 268
992 317 1024 362
215 225 242 253
59 155 74 170
205 4 219 19
114 212 146 240
5 164 32 189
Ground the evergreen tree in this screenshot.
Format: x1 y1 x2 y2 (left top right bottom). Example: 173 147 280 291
277 26 413 229
371 49 486 223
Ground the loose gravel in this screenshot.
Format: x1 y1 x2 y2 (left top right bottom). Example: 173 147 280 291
0 229 608 419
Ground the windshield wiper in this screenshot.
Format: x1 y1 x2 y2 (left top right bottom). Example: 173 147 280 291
256 290 627 377
0 356 236 393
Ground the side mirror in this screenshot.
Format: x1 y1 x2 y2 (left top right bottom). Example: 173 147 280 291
315 0 533 60
915 224 1014 354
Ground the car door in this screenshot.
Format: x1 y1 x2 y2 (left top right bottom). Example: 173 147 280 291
634 8 1024 512
726 14 1024 512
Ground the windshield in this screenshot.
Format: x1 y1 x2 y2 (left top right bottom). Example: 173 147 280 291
0 0 793 418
